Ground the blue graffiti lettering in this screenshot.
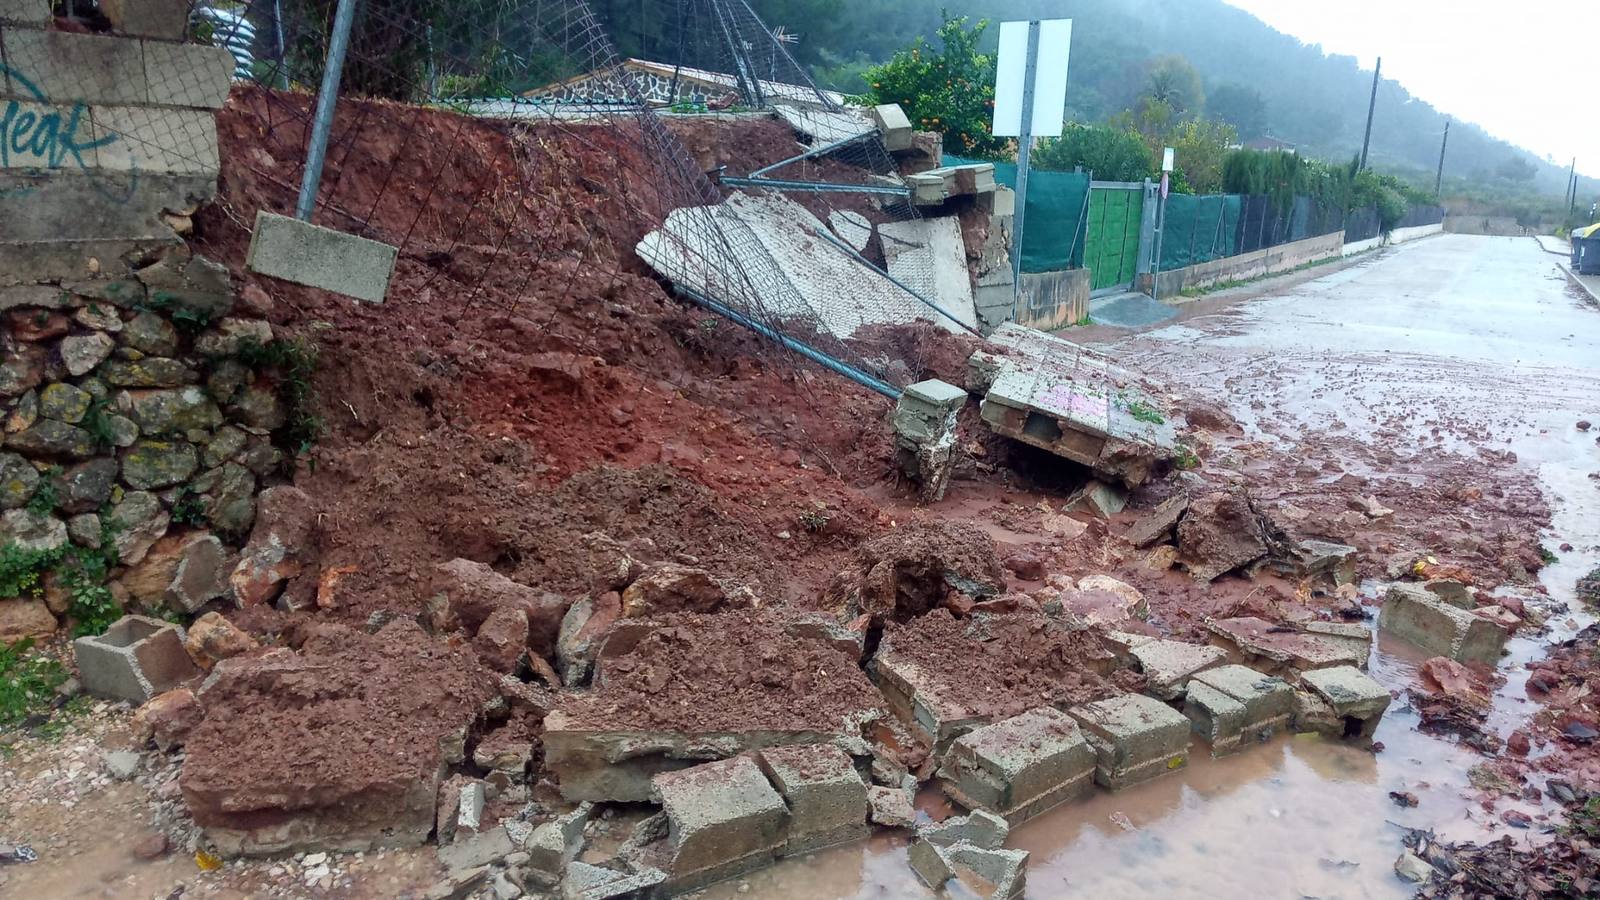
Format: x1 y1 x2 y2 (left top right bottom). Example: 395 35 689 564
0 65 137 204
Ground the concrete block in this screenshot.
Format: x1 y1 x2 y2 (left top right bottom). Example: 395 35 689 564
246 211 398 305
91 105 219 175
867 784 914 828
1 28 148 106
869 103 913 151
992 186 1016 217
1068 694 1191 790
525 803 593 878
1291 690 1340 737
653 756 789 891
919 809 1008 850
1379 583 1508 664
0 0 48 25
0 169 214 243
73 614 201 704
141 41 236 109
903 378 968 410
1131 639 1226 700
939 707 1095 824
1298 665 1390 739
946 843 1028 899
1123 494 1188 547
908 837 954 888
99 0 189 40
876 651 992 754
437 826 514 875
756 743 868 855
1301 620 1372 668
1185 665 1296 755
560 862 667 900
0 101 105 169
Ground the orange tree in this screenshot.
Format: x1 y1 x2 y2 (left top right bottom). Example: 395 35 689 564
863 13 1006 159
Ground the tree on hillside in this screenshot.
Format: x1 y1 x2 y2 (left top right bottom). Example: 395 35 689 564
863 14 1005 158
1145 55 1204 117
1495 155 1538 183
1166 118 1237 193
1033 123 1153 180
1207 83 1268 140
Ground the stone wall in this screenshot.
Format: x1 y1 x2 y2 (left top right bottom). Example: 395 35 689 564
0 1 233 284
0 258 292 642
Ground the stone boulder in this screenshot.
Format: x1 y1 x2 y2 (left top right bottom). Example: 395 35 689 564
1176 490 1285 583
230 486 317 607
620 563 750 618
433 558 570 658
184 612 258 670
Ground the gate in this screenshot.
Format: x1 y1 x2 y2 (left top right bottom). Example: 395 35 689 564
1083 182 1144 293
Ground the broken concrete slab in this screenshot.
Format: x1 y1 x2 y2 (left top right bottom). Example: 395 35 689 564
875 651 992 755
1123 494 1188 547
653 756 789 892
1276 539 1358 585
245 212 397 304
827 209 873 251
879 217 978 334
975 324 1178 487
73 614 200 704
1206 616 1366 674
756 743 869 855
1177 489 1279 583
946 843 1028 899
1130 639 1226 700
1184 664 1294 755
908 836 955 888
938 707 1095 824
1379 583 1509 665
437 825 515 875
1298 665 1390 740
919 809 1009 850
1069 693 1191 790
559 861 668 900
907 164 997 206
638 191 975 340
525 803 594 879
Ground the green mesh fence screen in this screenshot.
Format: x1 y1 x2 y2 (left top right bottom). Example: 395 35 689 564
1158 193 1240 270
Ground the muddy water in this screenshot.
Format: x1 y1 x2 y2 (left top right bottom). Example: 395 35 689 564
705 236 1600 898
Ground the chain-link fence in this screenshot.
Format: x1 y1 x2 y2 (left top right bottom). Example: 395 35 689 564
180 0 966 397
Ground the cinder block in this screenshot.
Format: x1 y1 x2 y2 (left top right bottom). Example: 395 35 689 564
1298 665 1390 740
524 802 593 878
1068 693 1190 790
1187 664 1293 753
73 614 201 703
99 0 189 40
756 744 868 854
1 28 148 106
653 756 789 891
91 105 219 175
246 211 398 305
875 652 991 754
946 843 1028 899
992 187 1016 218
141 41 236 109
0 0 48 27
1379 583 1508 664
1131 639 1226 700
870 103 913 151
939 707 1095 824
918 809 1009 850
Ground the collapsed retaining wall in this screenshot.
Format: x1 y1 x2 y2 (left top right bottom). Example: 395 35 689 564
1137 230 1345 299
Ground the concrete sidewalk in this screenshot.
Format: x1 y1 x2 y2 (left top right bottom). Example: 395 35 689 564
1535 234 1600 304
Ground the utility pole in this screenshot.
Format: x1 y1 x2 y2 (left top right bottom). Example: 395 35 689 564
1359 56 1381 172
1568 158 1577 215
1011 20 1041 291
1434 119 1449 198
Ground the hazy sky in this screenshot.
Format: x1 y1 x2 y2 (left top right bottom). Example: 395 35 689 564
1224 1 1597 175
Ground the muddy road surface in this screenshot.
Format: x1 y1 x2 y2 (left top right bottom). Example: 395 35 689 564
705 234 1600 898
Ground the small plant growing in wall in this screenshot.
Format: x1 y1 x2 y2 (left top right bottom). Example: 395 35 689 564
232 336 324 465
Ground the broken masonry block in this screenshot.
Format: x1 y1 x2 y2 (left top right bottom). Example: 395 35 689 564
1379 584 1509 665
908 837 955 889
1276 539 1358 585
525 803 594 880
1065 480 1129 520
73 614 200 704
918 809 1009 851
1123 494 1189 548
946 843 1029 899
560 861 669 900
1184 665 1294 755
938 707 1096 825
875 651 992 756
1068 694 1191 791
1205 616 1365 675
1300 620 1373 668
1130 639 1226 700
437 826 515 876
652 756 789 892
867 785 915 828
246 211 398 305
870 104 914 151
893 379 967 504
1297 665 1391 740
755 744 869 855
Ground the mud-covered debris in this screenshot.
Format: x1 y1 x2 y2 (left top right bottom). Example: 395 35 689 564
1412 656 1494 747
867 785 915 828
1577 566 1600 608
183 612 258 670
620 562 753 618
132 687 204 751
1176 489 1288 583
229 485 317 607
1122 494 1188 548
1404 786 1599 898
826 521 1007 624
433 558 571 659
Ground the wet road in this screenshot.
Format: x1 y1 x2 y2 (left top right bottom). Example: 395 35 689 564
705 234 1600 899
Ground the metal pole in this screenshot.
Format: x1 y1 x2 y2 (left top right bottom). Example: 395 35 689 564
1151 186 1165 301
273 0 289 89
1568 158 1578 217
295 0 359 221
1359 57 1381 172
1010 20 1041 313
1434 119 1449 198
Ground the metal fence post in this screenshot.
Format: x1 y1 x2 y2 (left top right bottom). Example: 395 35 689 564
295 0 360 221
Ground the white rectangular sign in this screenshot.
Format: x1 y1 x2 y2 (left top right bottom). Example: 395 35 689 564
991 19 1071 138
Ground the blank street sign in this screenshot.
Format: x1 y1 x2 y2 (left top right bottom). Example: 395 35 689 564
991 19 1072 138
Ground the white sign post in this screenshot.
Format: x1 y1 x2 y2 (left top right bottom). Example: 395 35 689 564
1152 146 1174 302
992 19 1071 302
